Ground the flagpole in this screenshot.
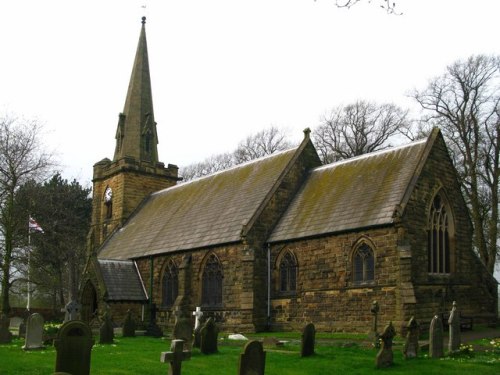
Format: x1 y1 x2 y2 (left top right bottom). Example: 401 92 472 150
27 216 31 312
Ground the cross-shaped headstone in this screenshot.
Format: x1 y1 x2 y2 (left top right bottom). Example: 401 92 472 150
161 339 191 375
192 307 203 330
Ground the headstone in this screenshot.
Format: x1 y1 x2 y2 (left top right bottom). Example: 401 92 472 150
375 321 396 368
239 340 266 375
54 320 94 375
160 339 191 375
192 306 203 348
173 307 193 350
99 310 114 344
23 313 45 350
301 322 316 357
200 317 219 354
369 300 380 348
429 314 444 358
145 303 163 337
448 301 461 353
228 333 249 341
122 309 136 337
0 313 12 343
63 300 82 322
403 316 419 359
192 306 203 331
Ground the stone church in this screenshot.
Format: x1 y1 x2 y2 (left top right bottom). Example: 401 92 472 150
80 18 498 333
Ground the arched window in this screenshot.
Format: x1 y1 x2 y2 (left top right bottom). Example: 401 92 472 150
162 260 178 307
279 251 297 293
202 254 223 307
353 243 375 284
428 193 452 274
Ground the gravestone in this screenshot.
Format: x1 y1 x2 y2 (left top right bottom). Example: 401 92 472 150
429 314 444 358
375 322 396 368
160 339 191 375
63 300 82 322
54 320 94 375
192 306 203 348
99 310 114 344
369 300 380 348
200 317 219 354
9 316 23 338
145 303 163 337
403 316 419 359
173 307 193 350
448 301 461 353
0 313 12 343
122 309 136 337
301 322 316 357
239 340 266 375
23 313 44 350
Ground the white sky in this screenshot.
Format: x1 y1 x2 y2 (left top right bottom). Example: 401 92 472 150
1 0 499 186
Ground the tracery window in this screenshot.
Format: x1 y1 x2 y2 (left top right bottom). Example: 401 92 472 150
353 243 375 284
201 254 223 307
279 251 297 293
428 193 452 274
104 187 113 220
162 260 178 307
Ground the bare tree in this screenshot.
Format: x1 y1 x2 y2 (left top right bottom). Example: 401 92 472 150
0 115 54 313
413 54 500 274
313 101 409 163
334 0 401 14
181 126 293 182
234 126 292 164
180 152 235 181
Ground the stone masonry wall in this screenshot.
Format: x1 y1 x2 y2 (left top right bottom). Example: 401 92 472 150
402 133 498 324
269 227 400 333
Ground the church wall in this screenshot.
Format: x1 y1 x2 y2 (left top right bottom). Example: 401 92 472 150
269 227 401 333
402 134 498 325
134 242 260 332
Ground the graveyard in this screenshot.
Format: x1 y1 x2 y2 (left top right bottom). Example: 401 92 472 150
1 314 500 374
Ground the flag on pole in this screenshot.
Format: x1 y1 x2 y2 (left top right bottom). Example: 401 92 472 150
29 216 44 233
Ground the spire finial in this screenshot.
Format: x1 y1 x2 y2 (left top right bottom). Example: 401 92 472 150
142 16 146 25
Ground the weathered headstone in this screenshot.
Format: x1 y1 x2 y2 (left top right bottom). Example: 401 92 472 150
448 301 461 353
160 339 191 375
23 313 44 350
0 313 12 343
403 316 419 359
369 300 380 348
375 321 396 368
200 317 219 354
301 322 316 357
54 320 94 375
145 303 163 337
99 310 114 344
192 307 203 348
429 314 444 358
63 300 82 322
122 309 136 337
239 340 266 375
173 307 193 350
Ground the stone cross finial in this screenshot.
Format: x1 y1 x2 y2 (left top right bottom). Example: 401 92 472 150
161 339 191 375
192 307 203 330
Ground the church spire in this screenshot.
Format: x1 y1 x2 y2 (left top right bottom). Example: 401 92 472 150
113 16 159 164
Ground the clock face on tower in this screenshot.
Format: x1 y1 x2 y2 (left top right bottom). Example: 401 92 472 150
104 187 113 203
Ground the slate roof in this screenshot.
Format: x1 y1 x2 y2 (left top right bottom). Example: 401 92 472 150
268 138 428 243
98 259 147 301
98 147 299 260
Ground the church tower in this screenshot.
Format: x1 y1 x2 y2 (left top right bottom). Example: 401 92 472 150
90 17 180 249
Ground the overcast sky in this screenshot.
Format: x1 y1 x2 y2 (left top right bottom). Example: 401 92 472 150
1 0 499 185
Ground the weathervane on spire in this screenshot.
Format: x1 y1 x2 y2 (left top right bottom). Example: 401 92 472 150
141 2 147 24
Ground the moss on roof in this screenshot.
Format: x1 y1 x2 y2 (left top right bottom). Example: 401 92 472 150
268 139 428 242
98 148 299 260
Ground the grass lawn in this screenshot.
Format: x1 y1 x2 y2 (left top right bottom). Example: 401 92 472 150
1 333 499 375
